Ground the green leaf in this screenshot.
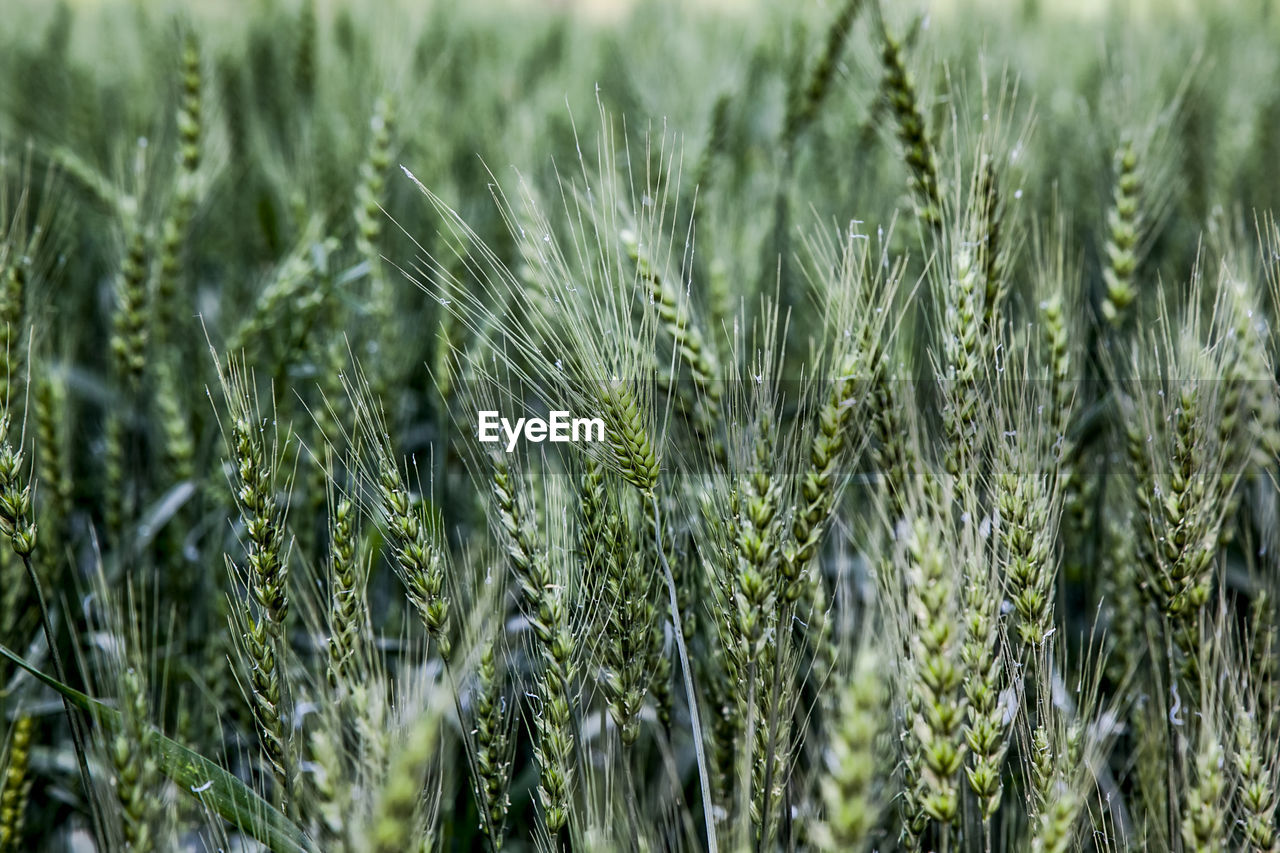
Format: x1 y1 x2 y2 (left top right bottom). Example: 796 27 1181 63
0 643 314 853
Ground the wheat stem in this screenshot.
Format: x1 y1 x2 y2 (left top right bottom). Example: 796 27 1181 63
651 493 718 853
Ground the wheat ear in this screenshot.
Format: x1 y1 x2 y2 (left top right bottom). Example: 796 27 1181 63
490 453 575 836
879 20 942 231
812 646 887 852
223 384 296 812
471 635 514 851
0 715 34 853
1100 140 1141 327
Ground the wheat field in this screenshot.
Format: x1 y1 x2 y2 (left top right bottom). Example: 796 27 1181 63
1 0 1279 851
